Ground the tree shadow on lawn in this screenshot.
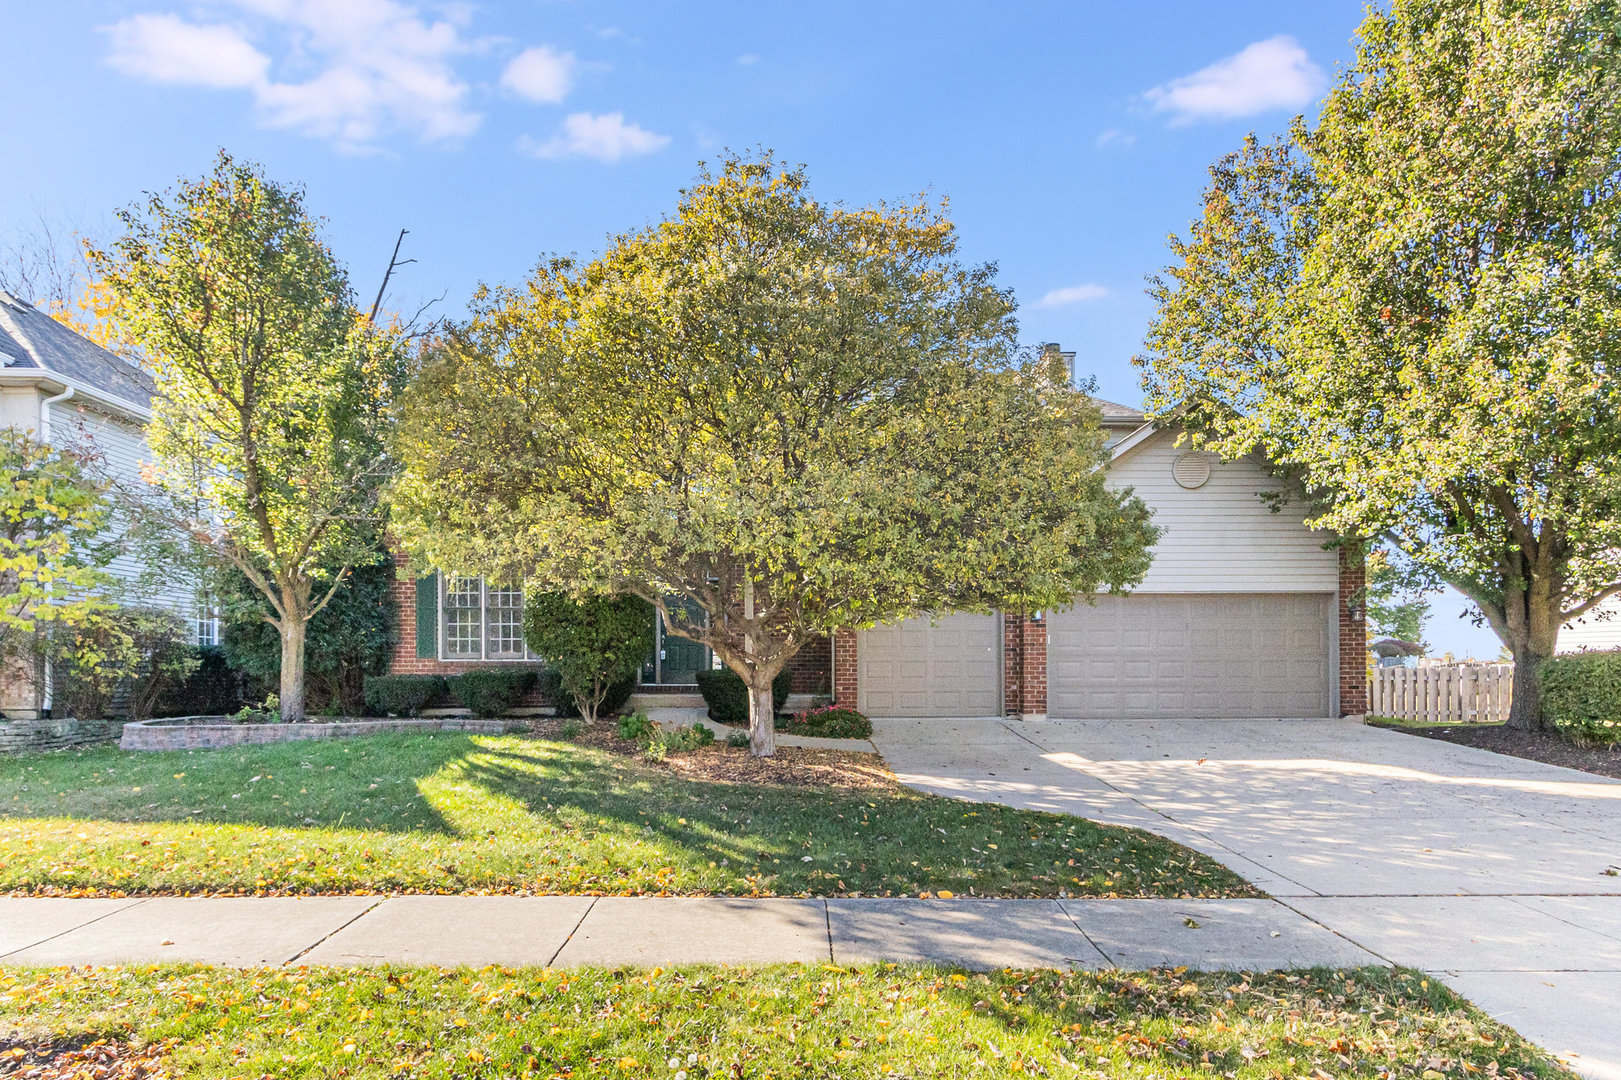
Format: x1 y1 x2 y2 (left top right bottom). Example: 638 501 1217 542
0 734 469 836
0 733 808 865
453 742 804 869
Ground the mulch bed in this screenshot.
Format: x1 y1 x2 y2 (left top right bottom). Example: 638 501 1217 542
1376 721 1621 780
515 717 899 790
0 1037 172 1079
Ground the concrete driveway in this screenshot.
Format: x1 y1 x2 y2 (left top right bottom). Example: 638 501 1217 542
873 716 1621 1080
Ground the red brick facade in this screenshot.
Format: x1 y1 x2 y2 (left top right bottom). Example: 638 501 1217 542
388 549 831 695
1338 545 1369 716
832 628 859 708
386 550 545 679
787 636 831 696
1001 613 1048 719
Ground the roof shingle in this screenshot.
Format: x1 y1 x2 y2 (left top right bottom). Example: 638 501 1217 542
0 291 153 411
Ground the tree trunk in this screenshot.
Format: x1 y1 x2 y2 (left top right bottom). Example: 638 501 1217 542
1501 582 1562 732
1504 637 1553 732
280 618 307 723
582 674 605 725
747 678 776 757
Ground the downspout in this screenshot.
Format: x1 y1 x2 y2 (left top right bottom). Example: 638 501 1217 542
36 385 74 717
40 384 74 444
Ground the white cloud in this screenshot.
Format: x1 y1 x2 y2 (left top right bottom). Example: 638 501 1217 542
501 45 573 103
736 53 760 66
1144 35 1326 124
1094 128 1135 150
521 111 670 163
1037 283 1110 308
102 0 483 149
105 14 269 88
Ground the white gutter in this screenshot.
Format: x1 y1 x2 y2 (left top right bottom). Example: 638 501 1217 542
0 369 152 426
39 384 75 444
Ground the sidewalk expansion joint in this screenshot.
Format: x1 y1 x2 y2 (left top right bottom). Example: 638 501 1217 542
282 897 386 966
0 897 152 961
548 896 598 967
1055 900 1115 969
1271 896 1398 968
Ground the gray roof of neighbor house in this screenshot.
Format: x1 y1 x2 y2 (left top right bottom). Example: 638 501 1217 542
1093 396 1147 425
0 290 154 412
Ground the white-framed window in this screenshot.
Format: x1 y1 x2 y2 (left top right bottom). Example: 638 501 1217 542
441 575 537 661
195 602 220 648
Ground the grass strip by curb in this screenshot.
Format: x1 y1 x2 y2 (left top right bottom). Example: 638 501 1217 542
0 963 1570 1079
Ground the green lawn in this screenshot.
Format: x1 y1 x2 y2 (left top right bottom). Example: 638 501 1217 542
0 733 1252 898
0 963 1567 1079
1367 716 1505 730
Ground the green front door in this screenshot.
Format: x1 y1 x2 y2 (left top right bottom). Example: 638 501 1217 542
641 599 712 685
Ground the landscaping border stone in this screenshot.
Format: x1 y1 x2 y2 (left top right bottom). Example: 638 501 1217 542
119 716 510 751
0 717 126 754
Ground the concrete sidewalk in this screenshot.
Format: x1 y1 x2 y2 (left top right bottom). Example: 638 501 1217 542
0 895 1378 971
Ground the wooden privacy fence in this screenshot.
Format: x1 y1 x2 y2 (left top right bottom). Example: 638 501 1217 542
1368 663 1514 724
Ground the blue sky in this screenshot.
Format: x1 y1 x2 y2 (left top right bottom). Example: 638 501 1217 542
2 0 1501 658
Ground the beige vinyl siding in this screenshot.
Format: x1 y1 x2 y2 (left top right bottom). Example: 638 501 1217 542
0 386 41 432
1561 599 1621 652
1108 427 1339 593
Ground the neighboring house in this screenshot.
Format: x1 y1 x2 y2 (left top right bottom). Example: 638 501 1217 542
386 349 1369 720
0 290 207 717
1560 601 1621 653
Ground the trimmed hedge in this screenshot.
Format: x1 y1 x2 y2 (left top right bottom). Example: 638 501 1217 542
695 668 793 726
364 675 447 718
448 669 538 719
538 668 637 720
154 647 246 718
1540 650 1621 745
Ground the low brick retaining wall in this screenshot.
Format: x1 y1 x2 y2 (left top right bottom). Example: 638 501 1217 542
0 717 125 753
120 716 511 751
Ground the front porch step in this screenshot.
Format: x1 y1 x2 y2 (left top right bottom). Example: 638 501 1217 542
627 692 706 710
627 692 832 714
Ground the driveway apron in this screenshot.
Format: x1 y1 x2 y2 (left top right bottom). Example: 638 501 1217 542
872 716 1621 1080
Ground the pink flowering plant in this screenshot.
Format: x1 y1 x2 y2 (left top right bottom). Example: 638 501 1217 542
781 705 873 739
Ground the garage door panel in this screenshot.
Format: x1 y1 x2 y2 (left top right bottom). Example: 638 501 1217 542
1049 594 1331 719
857 614 1000 717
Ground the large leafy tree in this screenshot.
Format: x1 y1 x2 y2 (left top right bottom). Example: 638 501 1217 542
1139 0 1621 729
393 155 1157 755
93 152 399 722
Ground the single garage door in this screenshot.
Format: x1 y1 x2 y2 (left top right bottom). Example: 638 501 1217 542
1047 594 1332 719
858 614 1001 717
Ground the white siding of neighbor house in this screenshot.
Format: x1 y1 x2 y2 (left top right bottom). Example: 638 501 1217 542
49 402 197 615
1561 599 1621 653
1107 427 1340 594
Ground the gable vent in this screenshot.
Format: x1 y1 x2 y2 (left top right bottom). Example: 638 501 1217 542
1172 451 1212 489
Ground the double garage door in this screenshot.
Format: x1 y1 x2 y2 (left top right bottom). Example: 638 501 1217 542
857 594 1332 718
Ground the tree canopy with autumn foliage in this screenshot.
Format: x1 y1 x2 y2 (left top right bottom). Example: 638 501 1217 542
392 154 1157 754
93 152 400 723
